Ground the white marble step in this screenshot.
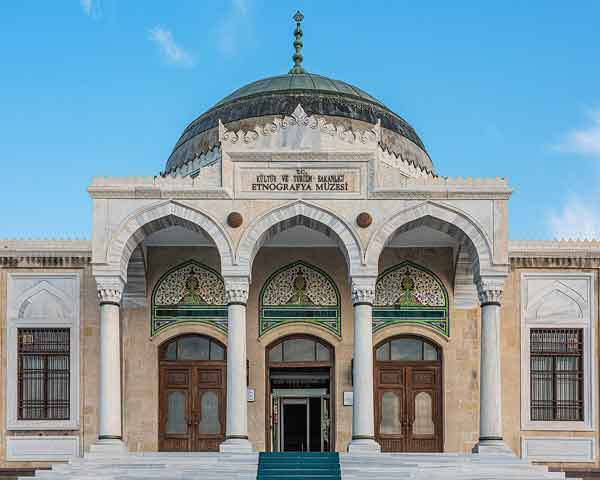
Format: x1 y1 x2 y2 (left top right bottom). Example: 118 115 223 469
340 453 568 480
22 452 259 480
20 452 570 480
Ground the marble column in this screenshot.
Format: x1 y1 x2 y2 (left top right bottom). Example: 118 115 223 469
473 275 513 455
94 277 127 454
220 277 253 452
348 276 381 453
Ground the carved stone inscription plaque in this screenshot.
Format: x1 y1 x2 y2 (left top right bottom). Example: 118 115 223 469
239 167 360 194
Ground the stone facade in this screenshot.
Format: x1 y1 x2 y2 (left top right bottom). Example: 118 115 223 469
1 100 599 470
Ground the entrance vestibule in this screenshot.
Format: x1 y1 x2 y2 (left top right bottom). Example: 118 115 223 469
266 336 334 452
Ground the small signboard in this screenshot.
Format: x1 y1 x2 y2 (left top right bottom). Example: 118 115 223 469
343 391 353 406
247 388 255 402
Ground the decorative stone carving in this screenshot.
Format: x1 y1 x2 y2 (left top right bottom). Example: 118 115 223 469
356 212 372 228
373 262 449 336
227 212 243 228
259 261 340 335
166 145 221 178
475 275 505 305
154 262 226 306
218 104 381 152
224 277 250 304
375 264 446 307
96 277 124 305
152 261 228 335
262 262 337 306
351 277 377 305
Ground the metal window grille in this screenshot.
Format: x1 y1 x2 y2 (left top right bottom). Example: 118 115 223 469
530 328 583 421
17 328 70 420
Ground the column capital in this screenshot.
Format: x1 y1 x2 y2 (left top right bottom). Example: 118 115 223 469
96 276 125 305
351 276 377 306
224 276 250 305
475 275 505 307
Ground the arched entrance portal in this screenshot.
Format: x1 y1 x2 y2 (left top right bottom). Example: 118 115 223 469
266 335 334 452
374 335 443 452
158 334 226 452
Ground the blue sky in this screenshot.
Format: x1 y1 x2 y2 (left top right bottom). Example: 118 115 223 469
1 1 599 240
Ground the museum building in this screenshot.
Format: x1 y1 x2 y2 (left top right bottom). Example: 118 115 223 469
2 12 600 474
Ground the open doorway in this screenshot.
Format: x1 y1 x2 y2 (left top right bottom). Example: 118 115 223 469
266 336 334 452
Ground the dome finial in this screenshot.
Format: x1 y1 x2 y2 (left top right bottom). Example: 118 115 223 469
289 10 306 74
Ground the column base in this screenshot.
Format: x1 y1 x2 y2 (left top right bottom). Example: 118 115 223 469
88 438 128 457
472 438 515 456
219 437 253 453
347 437 381 453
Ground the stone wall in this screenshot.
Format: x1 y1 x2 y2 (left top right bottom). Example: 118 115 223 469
120 245 485 453
0 264 99 468
1 252 598 467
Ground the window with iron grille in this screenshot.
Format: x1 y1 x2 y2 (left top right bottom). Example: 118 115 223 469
530 328 583 421
17 328 70 420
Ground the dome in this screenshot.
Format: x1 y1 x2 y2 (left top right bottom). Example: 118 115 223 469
165 14 432 175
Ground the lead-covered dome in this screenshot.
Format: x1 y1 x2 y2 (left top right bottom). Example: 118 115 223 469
165 13 432 175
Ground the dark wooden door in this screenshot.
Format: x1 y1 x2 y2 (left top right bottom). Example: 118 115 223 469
159 363 226 452
375 363 442 452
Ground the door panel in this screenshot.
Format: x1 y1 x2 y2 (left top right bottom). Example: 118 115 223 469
375 364 442 452
405 367 442 452
159 364 225 452
159 367 192 452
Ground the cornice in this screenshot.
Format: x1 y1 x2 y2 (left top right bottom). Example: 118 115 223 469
509 240 600 268
87 176 232 199
370 176 512 199
0 239 92 267
226 151 374 162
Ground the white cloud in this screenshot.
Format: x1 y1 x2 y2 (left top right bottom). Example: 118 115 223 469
80 0 92 15
217 0 253 55
555 109 600 156
548 194 600 240
80 0 101 18
148 27 195 67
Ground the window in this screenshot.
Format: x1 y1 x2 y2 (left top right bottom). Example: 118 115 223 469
530 328 583 421
375 337 439 362
17 328 70 420
160 335 225 361
268 338 331 363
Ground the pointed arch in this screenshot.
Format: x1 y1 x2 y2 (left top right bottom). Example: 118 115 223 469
105 200 235 280
525 280 586 321
151 259 228 336
259 260 341 336
236 200 365 277
373 261 450 337
13 280 73 322
366 201 493 275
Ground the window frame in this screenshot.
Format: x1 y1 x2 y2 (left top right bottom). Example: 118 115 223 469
520 272 595 432
529 328 584 422
17 327 71 421
6 273 80 431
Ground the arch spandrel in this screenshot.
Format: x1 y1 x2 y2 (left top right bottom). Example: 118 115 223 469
101 200 235 281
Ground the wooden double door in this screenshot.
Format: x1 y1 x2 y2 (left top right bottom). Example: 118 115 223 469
375 363 443 452
159 363 226 452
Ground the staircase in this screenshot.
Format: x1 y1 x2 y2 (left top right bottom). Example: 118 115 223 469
340 453 569 480
257 452 341 480
18 451 572 480
20 452 258 480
